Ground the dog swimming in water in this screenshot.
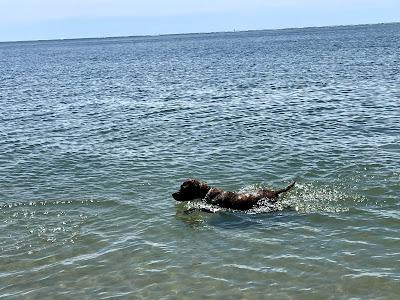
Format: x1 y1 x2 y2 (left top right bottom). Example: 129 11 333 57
172 179 295 211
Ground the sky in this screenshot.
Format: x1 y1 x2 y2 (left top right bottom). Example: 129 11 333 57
0 0 399 42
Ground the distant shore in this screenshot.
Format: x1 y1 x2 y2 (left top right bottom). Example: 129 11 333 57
1 21 398 44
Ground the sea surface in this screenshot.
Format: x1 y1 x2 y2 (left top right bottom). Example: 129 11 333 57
0 23 399 299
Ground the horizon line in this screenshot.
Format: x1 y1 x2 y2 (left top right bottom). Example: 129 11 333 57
1 21 398 44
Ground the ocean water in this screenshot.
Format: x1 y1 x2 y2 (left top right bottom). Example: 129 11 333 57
0 23 399 299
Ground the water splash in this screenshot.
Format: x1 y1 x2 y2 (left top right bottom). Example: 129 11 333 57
180 182 366 215
279 182 366 213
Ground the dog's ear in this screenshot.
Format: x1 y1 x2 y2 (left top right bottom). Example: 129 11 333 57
181 179 197 188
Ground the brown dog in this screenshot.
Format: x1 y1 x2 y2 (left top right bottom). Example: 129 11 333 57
172 179 295 211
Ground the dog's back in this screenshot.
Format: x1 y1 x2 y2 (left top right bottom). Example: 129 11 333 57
204 182 295 210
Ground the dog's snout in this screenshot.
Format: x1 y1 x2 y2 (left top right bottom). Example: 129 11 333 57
172 192 181 201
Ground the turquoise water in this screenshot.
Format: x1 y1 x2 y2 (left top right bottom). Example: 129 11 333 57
1 23 399 299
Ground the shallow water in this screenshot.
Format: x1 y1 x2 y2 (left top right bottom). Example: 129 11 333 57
0 23 399 299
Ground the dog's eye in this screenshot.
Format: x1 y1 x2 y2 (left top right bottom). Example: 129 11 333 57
181 182 190 189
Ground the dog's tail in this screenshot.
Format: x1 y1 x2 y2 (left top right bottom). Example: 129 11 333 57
275 181 296 195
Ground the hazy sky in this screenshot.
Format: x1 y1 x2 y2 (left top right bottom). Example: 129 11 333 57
0 0 398 41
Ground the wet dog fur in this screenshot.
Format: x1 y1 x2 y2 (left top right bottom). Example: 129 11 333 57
172 179 295 211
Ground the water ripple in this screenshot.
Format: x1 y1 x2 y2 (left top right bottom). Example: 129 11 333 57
1 24 400 299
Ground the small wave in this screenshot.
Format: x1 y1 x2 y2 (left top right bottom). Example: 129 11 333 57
0 198 120 210
0 198 126 255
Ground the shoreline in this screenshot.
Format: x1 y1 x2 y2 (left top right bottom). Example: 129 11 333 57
0 21 398 44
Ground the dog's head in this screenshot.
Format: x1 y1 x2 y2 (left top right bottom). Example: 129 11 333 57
172 179 210 201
